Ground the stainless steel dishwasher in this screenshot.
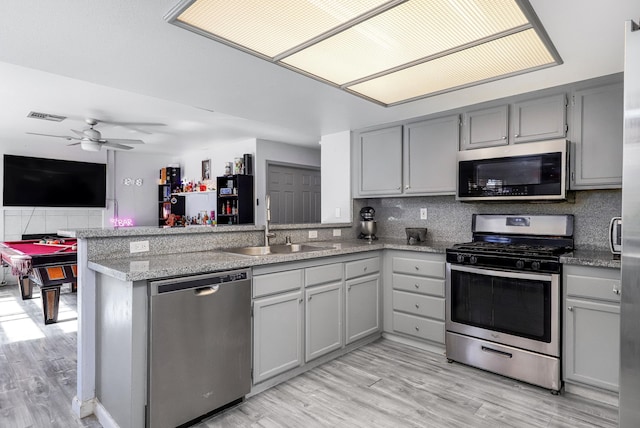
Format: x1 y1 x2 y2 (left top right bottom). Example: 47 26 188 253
147 269 251 428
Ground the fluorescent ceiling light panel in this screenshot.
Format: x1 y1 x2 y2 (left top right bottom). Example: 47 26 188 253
167 0 562 106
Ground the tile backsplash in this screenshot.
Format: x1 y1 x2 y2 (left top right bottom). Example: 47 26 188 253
355 190 621 250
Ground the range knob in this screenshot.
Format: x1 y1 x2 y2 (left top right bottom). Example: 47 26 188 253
456 254 466 263
469 255 478 264
531 261 541 271
516 259 525 269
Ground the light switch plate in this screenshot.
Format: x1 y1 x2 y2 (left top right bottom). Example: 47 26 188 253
333 229 342 237
309 230 318 239
420 208 428 220
130 240 149 253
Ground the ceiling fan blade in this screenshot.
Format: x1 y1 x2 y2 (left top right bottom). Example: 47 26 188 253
97 119 166 127
71 129 85 137
26 132 79 141
67 142 81 146
104 138 144 145
101 142 134 151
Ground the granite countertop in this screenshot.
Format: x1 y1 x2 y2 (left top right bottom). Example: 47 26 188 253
560 249 621 269
88 238 453 282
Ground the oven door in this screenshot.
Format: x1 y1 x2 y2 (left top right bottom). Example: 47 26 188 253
446 263 560 357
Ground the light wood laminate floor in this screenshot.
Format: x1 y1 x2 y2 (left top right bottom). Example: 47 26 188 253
0 282 618 428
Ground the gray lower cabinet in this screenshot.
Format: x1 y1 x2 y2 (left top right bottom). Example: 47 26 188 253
252 269 304 384
563 265 621 392
345 257 381 344
570 81 624 189
305 263 344 362
386 251 446 346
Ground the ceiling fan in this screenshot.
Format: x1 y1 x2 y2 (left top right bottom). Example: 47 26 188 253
27 118 145 151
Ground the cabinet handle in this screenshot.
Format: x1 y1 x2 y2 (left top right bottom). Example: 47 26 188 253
414 266 419 271
405 185 410 189
299 298 303 303
613 288 621 295
515 134 520 138
414 326 420 331
568 306 573 311
414 283 419 289
415 303 420 309
501 136 507 140
397 186 401 190
308 296 312 301
364 266 368 272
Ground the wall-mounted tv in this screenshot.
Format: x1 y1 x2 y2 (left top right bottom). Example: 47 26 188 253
3 154 107 208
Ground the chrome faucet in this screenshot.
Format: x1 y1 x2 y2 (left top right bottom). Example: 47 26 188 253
264 194 275 246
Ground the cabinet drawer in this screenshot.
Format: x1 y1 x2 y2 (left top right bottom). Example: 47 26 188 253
392 290 444 320
345 257 380 280
392 273 444 297
566 274 621 303
305 263 343 287
392 257 444 279
253 269 303 298
393 312 444 344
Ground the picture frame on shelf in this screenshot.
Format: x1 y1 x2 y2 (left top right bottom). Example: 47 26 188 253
202 159 211 180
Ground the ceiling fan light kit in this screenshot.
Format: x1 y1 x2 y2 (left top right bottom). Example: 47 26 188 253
166 0 562 106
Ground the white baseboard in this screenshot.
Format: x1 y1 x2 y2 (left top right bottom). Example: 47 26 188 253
71 395 95 419
94 399 122 428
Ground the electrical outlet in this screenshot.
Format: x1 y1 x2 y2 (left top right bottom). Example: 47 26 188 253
130 240 149 253
308 230 318 239
420 208 428 220
333 229 342 237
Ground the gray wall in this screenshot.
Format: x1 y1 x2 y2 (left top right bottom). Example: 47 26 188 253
355 190 621 251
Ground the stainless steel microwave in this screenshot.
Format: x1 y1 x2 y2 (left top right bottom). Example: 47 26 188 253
456 139 568 202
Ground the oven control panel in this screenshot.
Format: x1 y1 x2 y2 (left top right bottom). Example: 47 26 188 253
446 251 561 274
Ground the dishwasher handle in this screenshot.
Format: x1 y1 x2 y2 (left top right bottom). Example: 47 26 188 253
194 285 219 296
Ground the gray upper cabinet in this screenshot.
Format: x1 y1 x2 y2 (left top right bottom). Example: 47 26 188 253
403 115 460 195
461 105 509 149
570 82 624 189
355 126 403 196
511 94 567 144
461 94 568 150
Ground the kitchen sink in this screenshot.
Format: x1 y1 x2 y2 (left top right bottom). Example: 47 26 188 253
225 244 333 256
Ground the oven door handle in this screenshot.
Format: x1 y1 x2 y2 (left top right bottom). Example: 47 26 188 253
448 263 554 281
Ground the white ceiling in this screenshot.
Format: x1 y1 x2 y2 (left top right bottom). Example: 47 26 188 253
0 0 638 155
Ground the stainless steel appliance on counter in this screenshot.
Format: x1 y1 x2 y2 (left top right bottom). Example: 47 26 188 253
456 139 568 202
620 18 640 428
358 206 378 240
147 269 251 428
445 214 574 392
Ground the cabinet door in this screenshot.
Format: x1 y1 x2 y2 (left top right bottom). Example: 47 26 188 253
564 298 620 391
345 274 380 344
356 126 403 196
461 105 508 150
253 290 303 384
305 282 343 362
512 94 567 144
403 115 459 195
571 82 624 189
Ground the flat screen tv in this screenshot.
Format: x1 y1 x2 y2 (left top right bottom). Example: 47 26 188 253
3 154 107 208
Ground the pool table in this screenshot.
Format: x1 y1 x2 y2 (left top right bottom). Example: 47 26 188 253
0 238 78 324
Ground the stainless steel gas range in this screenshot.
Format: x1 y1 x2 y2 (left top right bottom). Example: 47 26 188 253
445 214 574 393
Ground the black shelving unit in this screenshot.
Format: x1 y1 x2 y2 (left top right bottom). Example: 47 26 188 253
158 167 184 226
216 175 254 224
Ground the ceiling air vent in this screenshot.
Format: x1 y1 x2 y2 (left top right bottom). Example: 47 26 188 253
27 111 67 122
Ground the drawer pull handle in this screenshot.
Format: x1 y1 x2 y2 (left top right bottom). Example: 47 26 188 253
481 346 512 358
415 266 419 271
194 285 219 296
415 304 420 309
414 284 420 289
309 296 312 301
613 288 621 295
568 306 573 311
364 266 368 272
414 326 419 331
